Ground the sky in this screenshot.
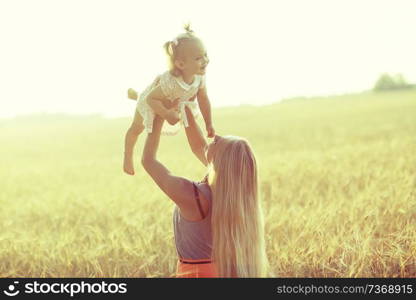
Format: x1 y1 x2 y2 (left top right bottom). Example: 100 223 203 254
0 0 415 118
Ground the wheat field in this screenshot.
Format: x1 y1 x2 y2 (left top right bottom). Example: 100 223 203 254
1 89 415 277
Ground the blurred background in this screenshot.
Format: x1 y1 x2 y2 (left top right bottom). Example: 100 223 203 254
0 0 415 277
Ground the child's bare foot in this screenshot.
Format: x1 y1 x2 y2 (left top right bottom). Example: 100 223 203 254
123 152 135 175
128 88 138 101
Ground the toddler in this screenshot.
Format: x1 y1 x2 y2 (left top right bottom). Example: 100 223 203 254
124 24 215 175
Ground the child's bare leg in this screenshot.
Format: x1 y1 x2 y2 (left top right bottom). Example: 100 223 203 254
183 106 208 166
124 110 145 175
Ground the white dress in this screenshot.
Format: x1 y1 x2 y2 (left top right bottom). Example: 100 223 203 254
136 71 206 136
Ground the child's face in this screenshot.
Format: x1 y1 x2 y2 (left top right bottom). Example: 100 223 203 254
176 39 209 76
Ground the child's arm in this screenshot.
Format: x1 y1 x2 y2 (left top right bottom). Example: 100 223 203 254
196 86 215 138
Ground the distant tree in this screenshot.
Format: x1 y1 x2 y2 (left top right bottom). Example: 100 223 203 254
373 73 413 91
394 74 409 89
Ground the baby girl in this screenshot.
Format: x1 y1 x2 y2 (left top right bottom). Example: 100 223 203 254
124 24 215 175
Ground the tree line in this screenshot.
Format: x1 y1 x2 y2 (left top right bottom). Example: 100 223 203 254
373 73 415 91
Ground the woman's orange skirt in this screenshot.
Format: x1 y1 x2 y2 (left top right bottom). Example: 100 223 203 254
176 258 218 278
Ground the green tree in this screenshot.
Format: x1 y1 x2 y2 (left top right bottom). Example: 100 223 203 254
373 73 412 91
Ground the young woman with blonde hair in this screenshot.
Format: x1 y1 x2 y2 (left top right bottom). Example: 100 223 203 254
141 108 270 277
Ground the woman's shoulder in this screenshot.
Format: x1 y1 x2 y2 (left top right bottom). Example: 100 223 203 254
195 181 212 202
178 181 211 221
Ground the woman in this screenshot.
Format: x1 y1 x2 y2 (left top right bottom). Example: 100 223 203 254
141 107 269 278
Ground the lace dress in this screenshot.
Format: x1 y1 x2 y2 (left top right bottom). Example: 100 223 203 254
136 71 206 136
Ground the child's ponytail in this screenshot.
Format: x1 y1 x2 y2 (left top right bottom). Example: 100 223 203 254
163 41 175 58
183 22 195 36
163 41 176 74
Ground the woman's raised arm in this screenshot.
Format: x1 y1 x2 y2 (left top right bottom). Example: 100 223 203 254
183 106 208 166
141 115 195 207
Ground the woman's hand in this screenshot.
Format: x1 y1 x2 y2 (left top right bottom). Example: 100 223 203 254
164 110 180 125
161 98 181 125
206 124 216 138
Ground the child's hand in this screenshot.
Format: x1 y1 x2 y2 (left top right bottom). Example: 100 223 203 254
206 124 215 138
128 88 138 101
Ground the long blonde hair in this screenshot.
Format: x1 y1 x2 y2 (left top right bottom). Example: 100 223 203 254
208 136 269 277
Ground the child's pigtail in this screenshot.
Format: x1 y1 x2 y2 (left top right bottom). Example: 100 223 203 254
163 41 176 73
183 22 195 37
163 41 174 57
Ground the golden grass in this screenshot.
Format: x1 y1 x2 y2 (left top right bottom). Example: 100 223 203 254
0 89 415 277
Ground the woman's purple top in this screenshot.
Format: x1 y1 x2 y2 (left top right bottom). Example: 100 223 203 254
172 182 213 260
